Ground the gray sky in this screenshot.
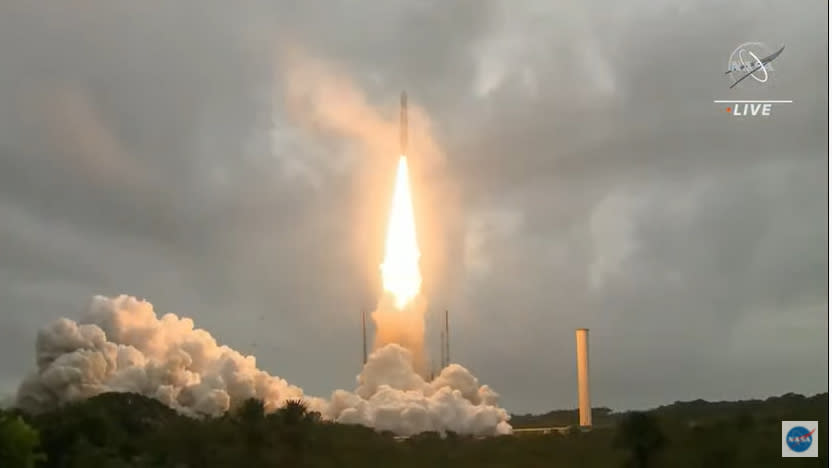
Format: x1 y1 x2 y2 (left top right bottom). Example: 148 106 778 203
0 1 827 414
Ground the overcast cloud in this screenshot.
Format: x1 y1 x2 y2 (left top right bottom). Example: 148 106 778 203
0 1 827 413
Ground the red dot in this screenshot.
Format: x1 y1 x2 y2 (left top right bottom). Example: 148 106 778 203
725 107 731 113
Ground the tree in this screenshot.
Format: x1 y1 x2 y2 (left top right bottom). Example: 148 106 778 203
692 422 738 468
234 398 269 465
613 412 667 468
0 411 47 468
280 399 309 426
277 400 310 466
235 398 266 425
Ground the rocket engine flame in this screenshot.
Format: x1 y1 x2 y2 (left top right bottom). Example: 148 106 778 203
380 156 422 309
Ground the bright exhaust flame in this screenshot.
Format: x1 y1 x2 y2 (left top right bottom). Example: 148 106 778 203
381 156 422 309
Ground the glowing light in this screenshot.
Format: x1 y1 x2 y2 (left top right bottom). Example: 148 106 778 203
381 156 422 309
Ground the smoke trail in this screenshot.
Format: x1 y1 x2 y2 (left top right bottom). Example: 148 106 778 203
14 51 512 436
279 49 464 378
15 295 512 436
371 294 427 376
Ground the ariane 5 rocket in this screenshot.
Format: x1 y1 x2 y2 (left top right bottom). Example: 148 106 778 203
400 91 408 155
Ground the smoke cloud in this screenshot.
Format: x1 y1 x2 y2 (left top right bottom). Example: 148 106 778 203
371 294 428 376
14 51 513 436
279 49 466 382
327 342 511 436
16 295 310 417
279 47 465 313
16 295 512 436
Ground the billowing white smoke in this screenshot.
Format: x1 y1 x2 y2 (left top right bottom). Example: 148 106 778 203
328 344 511 436
16 295 512 436
16 295 311 417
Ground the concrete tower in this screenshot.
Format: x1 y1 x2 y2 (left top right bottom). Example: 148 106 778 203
575 328 592 429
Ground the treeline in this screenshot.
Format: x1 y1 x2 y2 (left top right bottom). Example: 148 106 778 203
511 406 617 428
511 392 826 429
0 391 827 467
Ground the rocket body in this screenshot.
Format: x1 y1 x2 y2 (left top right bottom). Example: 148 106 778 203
400 91 408 154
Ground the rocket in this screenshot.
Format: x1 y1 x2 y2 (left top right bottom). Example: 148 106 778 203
400 91 408 155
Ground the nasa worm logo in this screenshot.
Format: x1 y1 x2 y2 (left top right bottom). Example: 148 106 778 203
782 421 819 457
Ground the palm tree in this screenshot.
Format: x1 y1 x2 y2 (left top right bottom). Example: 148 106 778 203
235 398 266 424
277 400 310 466
235 398 268 464
280 399 308 426
613 412 667 468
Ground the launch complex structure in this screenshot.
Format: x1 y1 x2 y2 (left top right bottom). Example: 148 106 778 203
361 308 450 380
361 307 594 432
360 90 452 379
364 91 593 432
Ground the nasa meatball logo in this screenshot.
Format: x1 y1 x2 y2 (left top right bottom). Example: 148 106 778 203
786 426 814 452
782 421 818 457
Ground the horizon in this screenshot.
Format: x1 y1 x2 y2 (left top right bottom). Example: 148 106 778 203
0 1 827 417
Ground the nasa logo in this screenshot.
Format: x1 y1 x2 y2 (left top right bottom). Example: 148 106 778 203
782 421 819 457
786 426 814 452
713 42 792 117
726 42 784 89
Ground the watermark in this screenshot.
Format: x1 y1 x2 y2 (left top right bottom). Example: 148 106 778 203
715 42 792 117
782 421 818 457
714 100 792 117
726 42 784 89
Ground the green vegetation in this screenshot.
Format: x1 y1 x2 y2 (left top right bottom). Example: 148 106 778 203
613 412 667 467
0 410 46 468
512 406 617 428
5 391 826 467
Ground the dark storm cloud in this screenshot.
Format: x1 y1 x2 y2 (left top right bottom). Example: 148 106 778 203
0 1 826 413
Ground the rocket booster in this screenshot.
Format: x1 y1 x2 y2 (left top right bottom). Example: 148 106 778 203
400 91 408 154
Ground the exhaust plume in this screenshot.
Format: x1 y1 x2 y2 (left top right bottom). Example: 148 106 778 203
371 293 428 376
280 46 464 316
373 154 428 373
328 343 511 436
280 49 458 378
380 156 422 309
16 295 512 436
16 295 313 417
14 50 511 436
